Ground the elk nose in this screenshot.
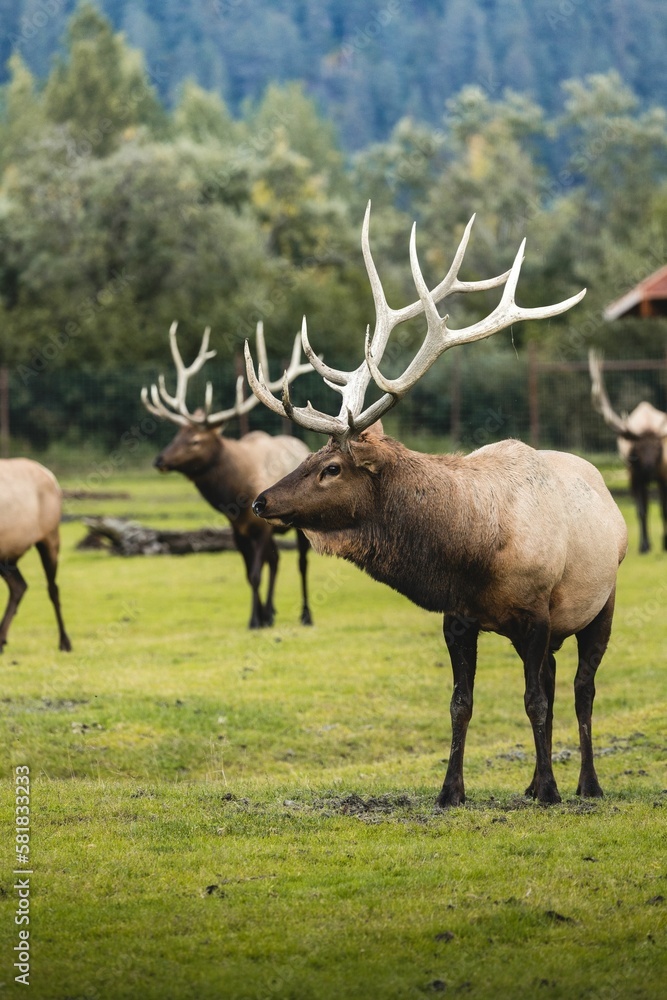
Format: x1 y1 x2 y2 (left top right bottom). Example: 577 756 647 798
153 454 166 470
252 494 267 516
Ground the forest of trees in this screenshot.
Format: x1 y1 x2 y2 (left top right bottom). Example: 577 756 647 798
3 0 667 150
0 2 666 449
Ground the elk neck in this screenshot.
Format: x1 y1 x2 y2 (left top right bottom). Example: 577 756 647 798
186 435 254 520
308 440 500 614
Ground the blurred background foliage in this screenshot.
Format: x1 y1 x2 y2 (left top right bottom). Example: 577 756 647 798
0 2 666 452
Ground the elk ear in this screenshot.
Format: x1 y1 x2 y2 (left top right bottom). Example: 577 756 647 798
348 435 390 473
361 419 384 438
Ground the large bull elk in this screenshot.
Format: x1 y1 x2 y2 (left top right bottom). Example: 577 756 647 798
142 322 314 628
589 350 667 553
0 459 71 652
246 205 627 807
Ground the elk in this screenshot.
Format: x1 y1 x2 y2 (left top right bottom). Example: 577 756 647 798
589 350 667 553
0 459 71 652
142 322 314 628
246 205 627 807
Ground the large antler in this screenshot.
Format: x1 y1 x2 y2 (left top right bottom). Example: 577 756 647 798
142 321 311 428
246 202 586 443
587 350 633 437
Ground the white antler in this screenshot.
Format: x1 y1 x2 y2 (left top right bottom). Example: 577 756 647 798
245 202 586 443
142 321 312 428
588 350 631 437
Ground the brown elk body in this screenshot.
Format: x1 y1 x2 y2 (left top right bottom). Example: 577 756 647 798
0 458 71 651
589 352 667 553
143 323 314 628
154 424 312 627
248 205 627 806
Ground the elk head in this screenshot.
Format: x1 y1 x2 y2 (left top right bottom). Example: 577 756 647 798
588 350 667 473
142 320 311 476
248 203 586 527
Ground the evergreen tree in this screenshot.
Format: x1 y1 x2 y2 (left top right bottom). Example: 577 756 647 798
44 2 166 157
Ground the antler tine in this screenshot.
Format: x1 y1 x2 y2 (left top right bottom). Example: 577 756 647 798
140 384 189 426
588 350 629 436
366 225 586 400
246 207 586 442
300 316 348 388
255 321 270 387
244 337 347 436
152 322 217 422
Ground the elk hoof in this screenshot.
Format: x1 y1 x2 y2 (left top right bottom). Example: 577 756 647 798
576 779 603 798
60 636 72 652
300 608 313 626
535 782 561 805
436 785 465 809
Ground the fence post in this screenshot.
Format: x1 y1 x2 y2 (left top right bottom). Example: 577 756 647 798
528 342 539 449
0 365 9 457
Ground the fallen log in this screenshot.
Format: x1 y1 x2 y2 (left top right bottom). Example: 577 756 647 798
77 516 237 556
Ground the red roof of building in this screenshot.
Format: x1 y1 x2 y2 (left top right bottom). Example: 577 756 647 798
604 263 667 320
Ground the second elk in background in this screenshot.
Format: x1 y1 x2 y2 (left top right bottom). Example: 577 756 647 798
142 321 314 628
589 350 667 553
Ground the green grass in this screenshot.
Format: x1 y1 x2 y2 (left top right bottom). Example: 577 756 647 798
1 470 666 999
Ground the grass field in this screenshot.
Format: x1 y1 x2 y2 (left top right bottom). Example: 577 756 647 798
1 468 666 999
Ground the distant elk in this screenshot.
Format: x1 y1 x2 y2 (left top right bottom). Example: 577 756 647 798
0 459 71 652
142 322 314 628
588 350 667 553
247 204 627 807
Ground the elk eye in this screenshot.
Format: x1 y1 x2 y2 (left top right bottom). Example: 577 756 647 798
322 464 341 478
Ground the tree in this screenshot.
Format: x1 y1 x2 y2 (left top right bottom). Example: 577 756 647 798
172 80 239 146
43 2 165 158
0 53 46 172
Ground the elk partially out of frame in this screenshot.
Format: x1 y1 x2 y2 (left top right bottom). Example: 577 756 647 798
588 350 667 553
0 459 71 652
142 322 314 628
247 204 627 807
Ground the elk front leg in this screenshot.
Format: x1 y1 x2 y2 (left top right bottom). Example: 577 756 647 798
437 613 479 808
0 562 27 651
522 617 561 804
260 534 279 626
235 533 265 629
574 587 615 798
632 476 651 553
296 530 313 625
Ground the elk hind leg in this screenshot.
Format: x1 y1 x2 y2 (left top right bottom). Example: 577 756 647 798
574 587 615 798
632 477 651 553
523 647 556 799
659 476 667 552
36 536 72 652
0 561 27 651
296 530 312 625
437 614 479 808
521 616 561 804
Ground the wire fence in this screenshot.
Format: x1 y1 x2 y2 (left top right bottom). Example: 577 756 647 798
5 353 667 462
